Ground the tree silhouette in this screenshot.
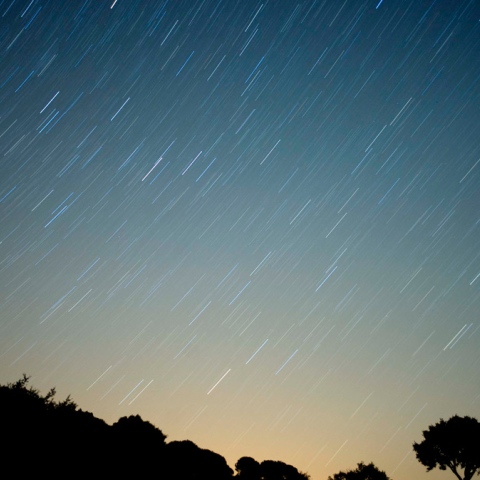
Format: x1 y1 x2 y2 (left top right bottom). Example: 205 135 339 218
413 415 480 480
1 374 110 475
234 457 309 480
260 459 310 479
327 462 391 480
166 440 233 479
1 375 313 479
235 456 262 479
112 414 167 445
110 414 167 475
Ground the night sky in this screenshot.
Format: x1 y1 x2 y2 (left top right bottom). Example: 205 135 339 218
1 0 479 478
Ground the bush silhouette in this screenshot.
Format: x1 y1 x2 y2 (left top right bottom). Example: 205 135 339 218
0 375 236 477
327 462 391 480
1 374 111 475
0 376 315 479
234 456 310 479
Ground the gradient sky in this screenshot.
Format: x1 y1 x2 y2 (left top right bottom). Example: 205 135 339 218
1 1 479 478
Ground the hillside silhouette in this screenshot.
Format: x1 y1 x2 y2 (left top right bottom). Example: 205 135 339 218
1 375 310 479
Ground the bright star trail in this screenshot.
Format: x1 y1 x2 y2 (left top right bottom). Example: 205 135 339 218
1 1 479 479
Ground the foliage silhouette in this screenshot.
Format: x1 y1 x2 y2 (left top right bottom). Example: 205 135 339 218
1 375 312 479
413 415 480 480
1 374 111 475
260 459 311 479
110 414 167 475
327 462 391 480
234 456 310 479
112 414 167 444
166 440 233 479
235 456 262 479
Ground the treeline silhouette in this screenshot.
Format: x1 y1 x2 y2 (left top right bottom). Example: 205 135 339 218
3 375 478 479
1 375 309 479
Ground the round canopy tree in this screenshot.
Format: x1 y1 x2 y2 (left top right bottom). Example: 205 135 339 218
413 415 480 480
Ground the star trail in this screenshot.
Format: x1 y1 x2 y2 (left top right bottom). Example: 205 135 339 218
1 1 479 478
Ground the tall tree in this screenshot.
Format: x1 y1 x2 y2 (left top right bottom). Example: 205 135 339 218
413 415 480 480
